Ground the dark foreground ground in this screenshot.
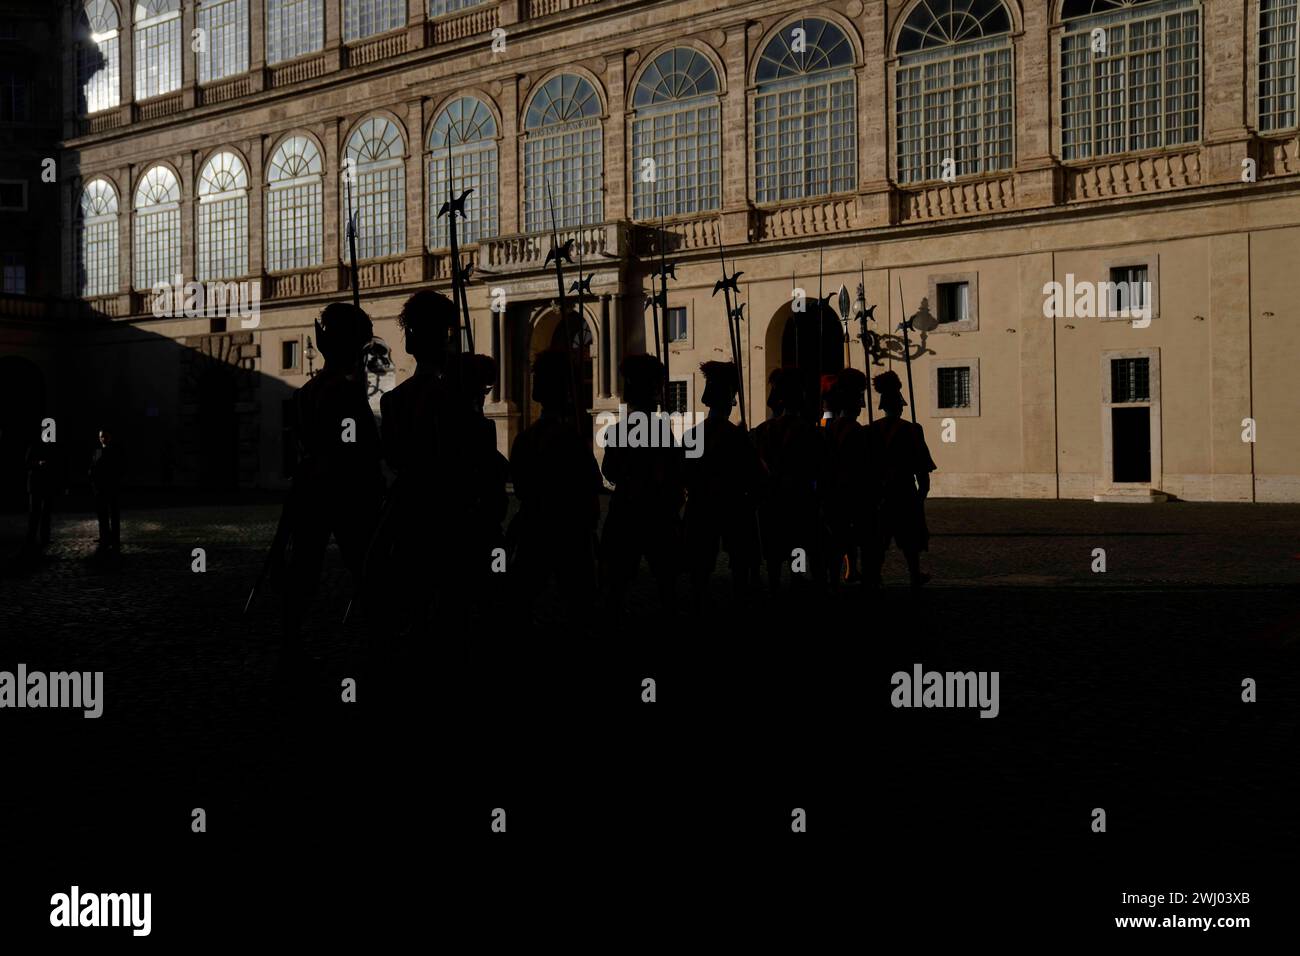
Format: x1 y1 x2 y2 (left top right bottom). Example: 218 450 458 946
0 495 1296 941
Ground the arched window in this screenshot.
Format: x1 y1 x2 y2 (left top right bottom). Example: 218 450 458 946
266 0 323 65
78 1 121 114
1260 0 1298 132
266 135 323 271
197 151 249 281
133 165 180 290
79 178 119 297
429 97 498 248
522 74 603 232
895 0 1013 184
344 116 406 260
197 0 249 84
1059 0 1201 161
631 48 721 220
344 0 405 42
133 0 181 101
753 18 856 203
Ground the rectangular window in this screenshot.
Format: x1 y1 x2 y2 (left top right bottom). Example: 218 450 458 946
936 282 969 324
1108 264 1149 316
1060 3 1200 162
631 101 721 219
345 0 405 42
666 306 687 343
896 44 1012 184
937 366 971 409
1111 357 1150 403
754 74 856 203
666 380 688 415
2 253 25 294
1260 0 1298 132
281 339 300 370
198 0 250 84
80 32 121 113
429 146 498 247
0 70 30 123
0 180 26 210
135 15 182 100
267 0 324 65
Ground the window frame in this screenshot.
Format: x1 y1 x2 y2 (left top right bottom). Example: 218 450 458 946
929 357 980 418
342 114 407 262
266 133 325 273
196 149 250 282
926 271 980 333
521 73 605 233
1057 0 1203 164
427 95 500 249
78 177 120 298
196 0 250 85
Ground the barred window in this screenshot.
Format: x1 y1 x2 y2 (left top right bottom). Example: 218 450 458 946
79 1 122 114
937 366 972 409
1260 0 1298 132
344 116 406 260
1110 357 1150 402
429 96 498 248
79 179 119 297
666 380 688 415
197 151 249 281
266 0 323 65
266 134 323 271
430 0 485 15
754 18 856 203
344 0 405 42
1060 0 1201 162
631 47 720 219
133 0 181 102
523 74 603 232
895 1 1013 184
133 165 180 290
197 0 249 84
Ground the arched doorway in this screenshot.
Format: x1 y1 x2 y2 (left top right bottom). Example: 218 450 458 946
526 306 595 433
0 356 46 509
196 362 239 490
764 303 845 419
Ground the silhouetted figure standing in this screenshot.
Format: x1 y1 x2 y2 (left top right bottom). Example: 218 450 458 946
866 370 936 587
510 349 602 627
283 303 384 655
823 369 870 587
374 291 454 638
601 353 684 615
752 368 826 594
452 350 510 619
683 361 764 609
24 440 57 553
89 428 121 557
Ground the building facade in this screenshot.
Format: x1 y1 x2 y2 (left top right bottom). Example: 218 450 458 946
36 0 1300 500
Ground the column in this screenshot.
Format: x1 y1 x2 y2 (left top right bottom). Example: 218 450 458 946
181 0 198 108
404 98 426 262
857 0 891 227
407 0 427 51
120 166 135 299
1018 252 1058 498
248 0 266 92
599 293 611 398
247 137 265 279
1202 0 1254 183
719 21 749 245
323 123 341 288
500 78 520 234
1208 233 1254 500
324 0 343 70
180 151 196 283
603 56 626 222
1012 2 1057 209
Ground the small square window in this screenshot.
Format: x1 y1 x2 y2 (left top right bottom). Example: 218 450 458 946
666 306 688 343
0 180 26 210
3 253 25 294
937 366 971 409
666 380 688 414
1111 357 1150 403
1108 265 1149 317
936 282 969 325
282 339 300 371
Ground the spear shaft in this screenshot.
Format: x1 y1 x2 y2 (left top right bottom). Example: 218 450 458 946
897 276 917 425
544 179 583 435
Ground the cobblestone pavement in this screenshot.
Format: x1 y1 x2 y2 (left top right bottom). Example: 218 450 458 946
1 495 1296 935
